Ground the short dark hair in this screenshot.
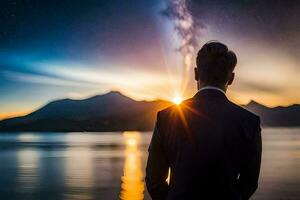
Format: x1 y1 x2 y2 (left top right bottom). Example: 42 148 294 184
196 41 237 86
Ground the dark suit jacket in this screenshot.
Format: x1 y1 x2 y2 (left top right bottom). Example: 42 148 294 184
146 89 262 200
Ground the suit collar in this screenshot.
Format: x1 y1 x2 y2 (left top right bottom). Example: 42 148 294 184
199 86 225 95
193 88 228 100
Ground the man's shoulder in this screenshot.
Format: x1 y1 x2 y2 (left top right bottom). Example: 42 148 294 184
157 98 260 124
227 100 260 122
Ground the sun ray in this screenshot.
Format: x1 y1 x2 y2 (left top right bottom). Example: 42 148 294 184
176 104 191 135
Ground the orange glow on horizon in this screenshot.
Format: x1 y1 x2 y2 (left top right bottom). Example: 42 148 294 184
0 111 30 120
0 87 298 121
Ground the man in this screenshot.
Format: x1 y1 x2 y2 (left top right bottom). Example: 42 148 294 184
146 41 262 200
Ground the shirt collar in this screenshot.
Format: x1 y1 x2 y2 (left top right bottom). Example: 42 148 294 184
199 86 226 95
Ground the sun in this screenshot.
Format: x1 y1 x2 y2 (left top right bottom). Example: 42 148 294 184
172 95 182 105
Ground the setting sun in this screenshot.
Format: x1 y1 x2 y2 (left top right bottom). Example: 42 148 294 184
172 96 182 105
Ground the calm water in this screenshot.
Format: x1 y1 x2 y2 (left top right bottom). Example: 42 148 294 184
0 128 299 200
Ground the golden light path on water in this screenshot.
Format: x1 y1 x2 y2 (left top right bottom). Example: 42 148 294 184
119 132 172 200
120 132 145 200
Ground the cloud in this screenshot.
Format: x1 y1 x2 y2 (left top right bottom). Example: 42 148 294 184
232 79 281 93
1 70 97 88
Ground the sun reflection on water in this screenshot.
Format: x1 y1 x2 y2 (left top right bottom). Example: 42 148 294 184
63 132 96 200
17 149 40 192
119 132 144 200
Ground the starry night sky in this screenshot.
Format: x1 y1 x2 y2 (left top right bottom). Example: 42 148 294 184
1 0 300 118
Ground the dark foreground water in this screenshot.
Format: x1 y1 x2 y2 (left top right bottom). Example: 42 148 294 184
0 128 299 200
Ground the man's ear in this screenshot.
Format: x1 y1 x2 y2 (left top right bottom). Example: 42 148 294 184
228 72 235 85
194 67 199 81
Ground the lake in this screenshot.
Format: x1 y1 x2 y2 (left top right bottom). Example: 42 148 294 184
0 128 299 200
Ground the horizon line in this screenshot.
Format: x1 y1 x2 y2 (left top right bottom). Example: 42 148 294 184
1 90 298 121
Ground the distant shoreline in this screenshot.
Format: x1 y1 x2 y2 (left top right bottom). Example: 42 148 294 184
1 91 300 132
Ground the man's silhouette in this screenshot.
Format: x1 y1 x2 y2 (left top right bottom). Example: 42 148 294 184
146 41 262 200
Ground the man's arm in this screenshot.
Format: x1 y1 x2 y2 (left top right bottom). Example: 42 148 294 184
238 116 262 199
146 113 169 200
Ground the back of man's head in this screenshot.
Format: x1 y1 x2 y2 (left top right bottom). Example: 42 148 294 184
196 41 237 87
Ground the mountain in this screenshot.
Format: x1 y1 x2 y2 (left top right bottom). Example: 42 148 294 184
0 91 172 132
0 92 299 132
244 100 300 127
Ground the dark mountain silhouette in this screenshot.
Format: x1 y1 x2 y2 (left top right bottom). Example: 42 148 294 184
0 92 299 132
0 91 172 132
244 100 300 126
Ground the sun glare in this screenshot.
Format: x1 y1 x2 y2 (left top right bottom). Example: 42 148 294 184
172 95 182 105
127 138 137 146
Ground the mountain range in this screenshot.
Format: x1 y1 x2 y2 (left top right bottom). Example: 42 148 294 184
0 91 299 132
